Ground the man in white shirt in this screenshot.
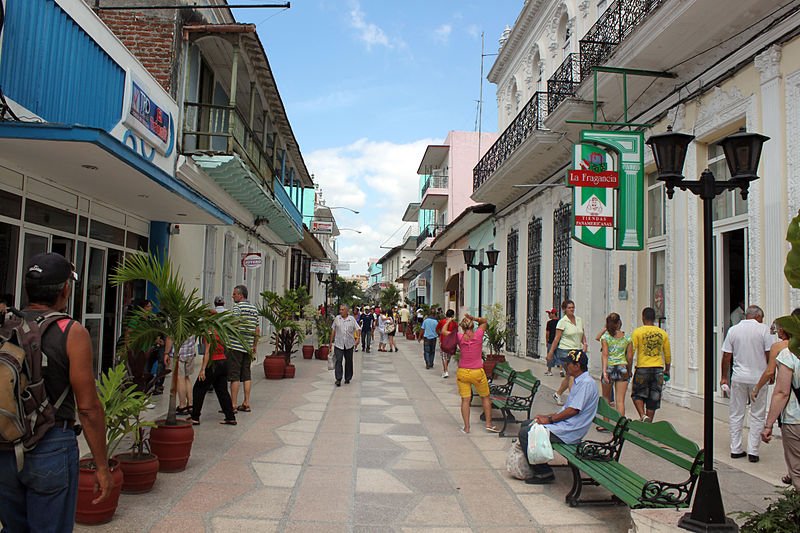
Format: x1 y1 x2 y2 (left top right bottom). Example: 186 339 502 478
720 305 772 462
330 304 358 387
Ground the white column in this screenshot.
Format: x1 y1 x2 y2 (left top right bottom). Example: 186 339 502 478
754 45 786 321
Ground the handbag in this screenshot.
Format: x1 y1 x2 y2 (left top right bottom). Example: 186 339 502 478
506 439 534 480
526 422 553 464
440 322 458 355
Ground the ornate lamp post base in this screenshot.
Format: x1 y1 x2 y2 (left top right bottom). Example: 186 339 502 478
678 470 738 532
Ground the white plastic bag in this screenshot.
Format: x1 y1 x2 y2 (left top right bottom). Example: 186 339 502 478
506 440 534 480
526 422 553 464
327 350 335 371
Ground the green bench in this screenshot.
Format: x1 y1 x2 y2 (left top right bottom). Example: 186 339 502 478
490 369 540 437
552 399 703 509
471 361 515 405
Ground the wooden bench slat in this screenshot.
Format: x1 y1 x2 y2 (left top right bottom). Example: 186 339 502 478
623 420 699 472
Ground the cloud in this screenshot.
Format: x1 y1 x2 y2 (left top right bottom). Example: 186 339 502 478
349 1 391 50
433 23 452 44
466 24 481 39
293 90 359 112
305 137 439 274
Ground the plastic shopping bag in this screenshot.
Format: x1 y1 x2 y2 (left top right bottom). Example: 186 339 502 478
327 350 335 371
526 422 553 464
506 439 534 480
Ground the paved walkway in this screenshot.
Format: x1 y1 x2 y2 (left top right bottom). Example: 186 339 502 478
76 336 787 532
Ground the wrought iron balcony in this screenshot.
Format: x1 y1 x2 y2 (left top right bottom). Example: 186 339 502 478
421 172 449 197
473 91 549 191
579 0 667 83
416 223 447 248
547 53 582 114
182 102 275 187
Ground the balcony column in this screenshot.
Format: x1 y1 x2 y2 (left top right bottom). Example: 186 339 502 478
248 81 256 130
261 111 269 153
228 40 240 154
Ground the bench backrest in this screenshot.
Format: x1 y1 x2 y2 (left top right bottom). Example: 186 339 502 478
511 369 539 396
593 397 622 432
624 419 702 474
492 361 515 381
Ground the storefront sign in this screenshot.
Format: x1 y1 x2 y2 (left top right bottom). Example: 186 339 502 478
310 260 332 274
568 169 619 188
580 130 645 251
241 253 263 269
570 144 616 250
310 219 333 234
417 277 427 288
123 75 172 156
335 262 350 271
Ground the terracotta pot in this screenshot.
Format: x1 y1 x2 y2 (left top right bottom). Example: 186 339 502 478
399 323 406 333
483 359 498 379
302 345 314 359
263 354 286 379
284 363 296 378
75 458 123 525
487 353 506 363
316 345 330 360
406 329 415 340
115 452 159 494
149 420 195 472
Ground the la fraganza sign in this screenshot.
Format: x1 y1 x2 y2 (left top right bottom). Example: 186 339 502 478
571 144 616 250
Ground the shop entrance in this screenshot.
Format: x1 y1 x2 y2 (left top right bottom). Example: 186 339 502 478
713 226 747 394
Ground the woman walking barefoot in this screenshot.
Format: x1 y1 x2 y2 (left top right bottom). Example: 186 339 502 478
456 314 499 433
601 313 632 418
546 300 587 406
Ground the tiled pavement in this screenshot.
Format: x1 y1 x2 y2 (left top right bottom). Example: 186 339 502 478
76 337 786 532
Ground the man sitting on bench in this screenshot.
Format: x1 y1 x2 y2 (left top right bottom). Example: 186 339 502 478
519 349 599 484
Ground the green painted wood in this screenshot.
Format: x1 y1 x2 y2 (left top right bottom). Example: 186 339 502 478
624 420 699 471
512 369 538 391
492 362 514 380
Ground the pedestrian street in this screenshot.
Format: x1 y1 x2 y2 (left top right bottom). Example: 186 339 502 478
76 335 785 532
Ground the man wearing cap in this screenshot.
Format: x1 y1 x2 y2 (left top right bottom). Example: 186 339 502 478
544 308 559 373
519 349 599 484
0 253 112 529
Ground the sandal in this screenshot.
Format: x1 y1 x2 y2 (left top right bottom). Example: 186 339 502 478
782 475 792 485
220 419 237 426
237 405 251 412
596 425 608 432
186 417 200 425
176 406 189 414
485 425 501 433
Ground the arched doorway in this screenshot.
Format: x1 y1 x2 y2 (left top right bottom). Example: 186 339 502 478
445 273 460 317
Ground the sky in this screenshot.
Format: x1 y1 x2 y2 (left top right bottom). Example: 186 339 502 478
233 1 522 275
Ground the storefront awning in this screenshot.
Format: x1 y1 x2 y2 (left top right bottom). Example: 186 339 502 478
429 203 495 252
299 226 327 259
0 122 232 224
193 154 303 244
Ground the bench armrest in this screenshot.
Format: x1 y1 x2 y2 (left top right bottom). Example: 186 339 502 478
576 438 622 462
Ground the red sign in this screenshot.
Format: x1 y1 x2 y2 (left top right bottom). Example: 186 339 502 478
241 253 263 269
575 215 614 227
568 170 619 188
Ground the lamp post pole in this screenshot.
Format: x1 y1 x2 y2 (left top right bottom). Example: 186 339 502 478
647 127 768 533
463 247 500 317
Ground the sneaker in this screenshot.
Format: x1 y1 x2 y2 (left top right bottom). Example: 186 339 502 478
544 370 553 376
641 415 651 423
443 371 449 378
145 402 156 410
552 392 563 406
559 369 565 377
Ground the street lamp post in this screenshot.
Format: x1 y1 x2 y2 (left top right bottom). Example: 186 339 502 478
316 272 335 317
462 246 500 316
646 126 768 533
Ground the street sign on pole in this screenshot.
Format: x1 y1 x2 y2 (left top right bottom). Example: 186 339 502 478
310 260 333 274
570 144 617 250
310 220 334 234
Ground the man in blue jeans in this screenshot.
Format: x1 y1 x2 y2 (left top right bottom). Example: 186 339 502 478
358 306 374 353
519 349 598 483
420 310 439 369
0 253 111 530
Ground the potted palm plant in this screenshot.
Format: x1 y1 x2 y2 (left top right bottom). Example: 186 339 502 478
483 303 507 377
301 304 318 359
314 314 333 360
259 287 308 378
111 253 247 472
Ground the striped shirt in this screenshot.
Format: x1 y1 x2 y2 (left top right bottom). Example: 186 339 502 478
332 315 358 350
229 300 259 352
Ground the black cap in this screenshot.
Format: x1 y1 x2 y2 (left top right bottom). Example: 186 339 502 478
565 349 588 367
25 253 77 284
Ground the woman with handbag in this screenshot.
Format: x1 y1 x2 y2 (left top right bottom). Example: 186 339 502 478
385 313 397 352
456 314 499 433
437 309 457 378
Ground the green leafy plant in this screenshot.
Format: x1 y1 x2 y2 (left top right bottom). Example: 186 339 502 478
259 287 309 362
315 314 333 345
734 489 800 532
97 363 155 458
484 302 507 355
111 253 249 426
775 211 800 356
379 284 401 312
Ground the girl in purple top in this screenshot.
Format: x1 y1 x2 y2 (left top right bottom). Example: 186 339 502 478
456 314 500 433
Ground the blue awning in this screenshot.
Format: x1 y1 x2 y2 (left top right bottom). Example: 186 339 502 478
0 122 232 225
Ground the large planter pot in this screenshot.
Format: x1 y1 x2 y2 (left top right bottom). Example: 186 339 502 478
75 458 124 525
284 363 296 378
316 345 330 360
483 359 498 379
405 328 415 340
486 353 506 363
149 421 195 472
115 452 159 494
399 323 406 333
302 345 314 359
263 354 286 379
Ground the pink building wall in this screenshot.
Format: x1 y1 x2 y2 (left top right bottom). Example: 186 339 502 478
443 131 499 224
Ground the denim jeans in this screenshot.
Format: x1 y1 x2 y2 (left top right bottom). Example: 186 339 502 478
361 329 372 352
0 426 79 532
423 338 436 368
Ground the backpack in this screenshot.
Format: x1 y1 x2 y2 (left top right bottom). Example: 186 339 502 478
0 310 71 471
440 321 459 355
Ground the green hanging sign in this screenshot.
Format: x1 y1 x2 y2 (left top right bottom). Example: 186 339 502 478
570 144 617 250
580 130 645 251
